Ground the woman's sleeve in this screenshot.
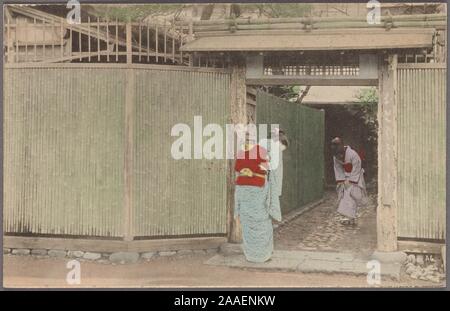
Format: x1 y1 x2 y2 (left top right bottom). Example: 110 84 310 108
234 151 244 172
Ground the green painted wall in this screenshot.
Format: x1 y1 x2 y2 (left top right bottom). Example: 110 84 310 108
256 91 325 214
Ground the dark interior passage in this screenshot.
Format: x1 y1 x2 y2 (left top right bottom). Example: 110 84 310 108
308 104 378 188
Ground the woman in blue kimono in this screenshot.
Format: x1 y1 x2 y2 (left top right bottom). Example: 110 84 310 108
234 129 288 263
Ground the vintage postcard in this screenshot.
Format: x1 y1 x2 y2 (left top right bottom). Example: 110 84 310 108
2 1 447 293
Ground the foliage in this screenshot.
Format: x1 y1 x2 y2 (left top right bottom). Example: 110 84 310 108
350 87 379 142
238 3 313 18
264 85 301 101
92 4 185 22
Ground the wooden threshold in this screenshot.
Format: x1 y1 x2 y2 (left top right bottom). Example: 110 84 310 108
397 240 445 254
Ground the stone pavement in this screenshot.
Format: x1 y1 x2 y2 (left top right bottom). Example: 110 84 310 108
274 191 377 257
207 190 403 280
205 250 401 280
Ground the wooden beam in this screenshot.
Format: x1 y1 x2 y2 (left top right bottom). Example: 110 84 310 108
126 22 132 64
227 60 246 244
246 77 378 86
4 236 227 253
397 240 445 254
377 54 398 252
4 63 230 73
123 66 134 241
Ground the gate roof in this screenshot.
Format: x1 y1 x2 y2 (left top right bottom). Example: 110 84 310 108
180 28 436 52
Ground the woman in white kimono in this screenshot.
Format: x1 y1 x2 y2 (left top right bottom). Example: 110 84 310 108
331 137 368 226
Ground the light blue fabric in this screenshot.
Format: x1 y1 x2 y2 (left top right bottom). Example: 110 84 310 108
234 172 281 263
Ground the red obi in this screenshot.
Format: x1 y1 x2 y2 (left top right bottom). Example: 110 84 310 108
343 162 353 173
234 145 268 187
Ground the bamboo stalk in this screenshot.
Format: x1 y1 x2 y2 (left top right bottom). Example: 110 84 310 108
25 19 28 61
174 13 447 27
106 17 109 62
34 18 37 62
147 22 150 62
192 19 447 33
155 25 159 63
6 16 11 63
69 25 72 60
60 21 64 59
88 16 91 62
97 17 100 61
78 27 82 61
52 20 55 58
14 18 18 62
172 27 175 63
164 19 167 62
115 18 118 62
42 19 45 60
139 21 142 62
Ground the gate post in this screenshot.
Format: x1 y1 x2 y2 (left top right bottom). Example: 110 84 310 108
376 54 398 252
227 58 246 243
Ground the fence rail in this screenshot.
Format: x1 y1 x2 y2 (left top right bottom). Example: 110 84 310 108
4 6 189 65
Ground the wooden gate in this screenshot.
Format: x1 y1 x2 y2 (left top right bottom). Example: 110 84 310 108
397 63 446 240
256 91 325 214
4 64 230 238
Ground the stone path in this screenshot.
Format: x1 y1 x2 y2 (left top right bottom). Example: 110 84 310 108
206 250 401 280
274 190 377 258
207 190 386 278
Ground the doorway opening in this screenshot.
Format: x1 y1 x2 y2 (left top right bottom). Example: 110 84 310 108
248 84 379 256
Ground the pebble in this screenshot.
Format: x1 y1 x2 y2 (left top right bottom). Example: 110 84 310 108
416 254 425 266
141 252 157 260
83 252 102 260
177 249 194 256
67 250 85 258
31 249 48 256
158 251 177 257
48 250 67 258
109 252 139 264
12 249 30 256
